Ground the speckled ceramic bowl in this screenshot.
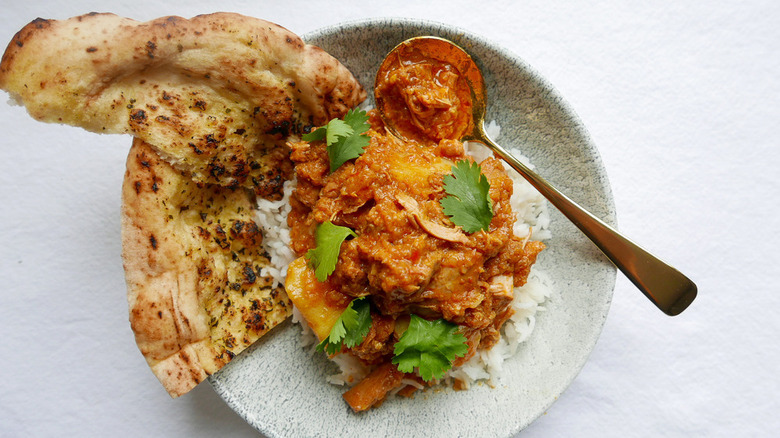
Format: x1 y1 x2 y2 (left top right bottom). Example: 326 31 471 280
209 18 616 438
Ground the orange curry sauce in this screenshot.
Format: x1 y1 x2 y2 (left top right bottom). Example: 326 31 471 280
285 53 544 412
374 47 474 142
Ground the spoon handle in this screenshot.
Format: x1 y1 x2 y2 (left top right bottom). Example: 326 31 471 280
479 137 697 316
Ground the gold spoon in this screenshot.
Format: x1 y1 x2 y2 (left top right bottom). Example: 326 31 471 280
375 36 697 316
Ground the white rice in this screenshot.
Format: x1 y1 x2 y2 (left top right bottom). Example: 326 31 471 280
256 179 297 288
256 120 554 390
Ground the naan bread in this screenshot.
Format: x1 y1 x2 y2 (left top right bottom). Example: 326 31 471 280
123 138 291 397
0 12 366 397
0 12 366 197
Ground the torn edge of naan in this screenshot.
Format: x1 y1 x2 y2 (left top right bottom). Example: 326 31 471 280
122 138 291 397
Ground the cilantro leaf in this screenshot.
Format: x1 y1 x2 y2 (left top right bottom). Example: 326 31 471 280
305 221 356 282
440 160 494 233
391 315 469 382
328 109 370 171
317 297 372 355
301 117 353 143
343 108 370 135
325 119 354 145
301 109 370 172
329 130 370 172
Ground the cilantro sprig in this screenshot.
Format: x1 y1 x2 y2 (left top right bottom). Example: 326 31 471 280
302 109 370 172
317 297 372 355
305 221 356 282
440 160 494 233
391 315 469 382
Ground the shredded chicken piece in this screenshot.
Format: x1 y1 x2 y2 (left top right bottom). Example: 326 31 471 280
395 193 469 244
342 363 405 412
488 275 514 300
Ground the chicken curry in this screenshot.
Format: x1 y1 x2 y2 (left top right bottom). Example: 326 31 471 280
285 48 544 412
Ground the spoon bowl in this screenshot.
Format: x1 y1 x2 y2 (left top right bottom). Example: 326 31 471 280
375 36 697 316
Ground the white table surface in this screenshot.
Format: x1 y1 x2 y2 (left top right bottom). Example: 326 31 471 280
1 1 778 437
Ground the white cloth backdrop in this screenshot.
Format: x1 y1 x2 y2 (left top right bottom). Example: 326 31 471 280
1 1 777 436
